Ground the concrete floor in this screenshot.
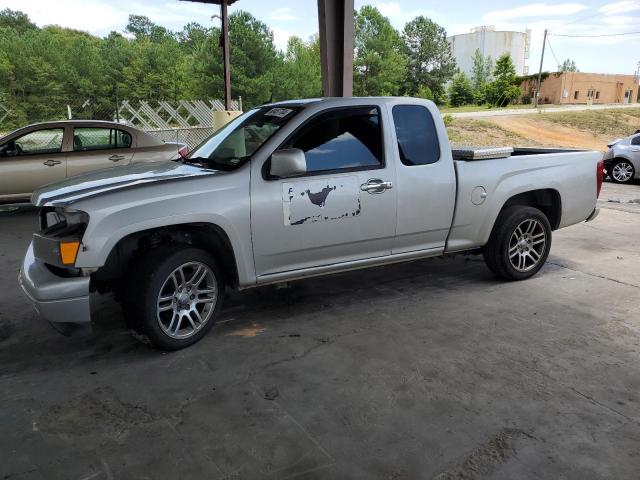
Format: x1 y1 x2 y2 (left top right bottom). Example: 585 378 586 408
1 182 639 479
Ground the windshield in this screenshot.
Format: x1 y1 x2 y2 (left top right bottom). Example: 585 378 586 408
187 106 300 169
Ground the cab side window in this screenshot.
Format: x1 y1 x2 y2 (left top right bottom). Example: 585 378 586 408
73 128 132 151
288 107 383 175
392 105 440 166
1 129 64 157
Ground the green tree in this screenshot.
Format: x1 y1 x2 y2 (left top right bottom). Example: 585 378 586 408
559 58 578 72
125 14 169 40
470 48 493 104
0 8 36 34
402 16 456 104
228 11 279 106
448 72 474 107
353 6 406 96
273 36 321 100
485 54 521 107
415 84 434 101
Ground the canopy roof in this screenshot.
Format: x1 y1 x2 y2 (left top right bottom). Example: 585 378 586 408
179 0 240 4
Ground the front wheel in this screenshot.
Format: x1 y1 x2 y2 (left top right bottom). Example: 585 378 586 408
124 246 225 350
483 206 552 281
610 159 635 184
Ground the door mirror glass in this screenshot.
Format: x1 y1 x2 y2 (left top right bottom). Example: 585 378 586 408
270 148 306 178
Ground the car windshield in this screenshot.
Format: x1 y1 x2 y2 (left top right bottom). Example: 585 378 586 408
187 106 301 170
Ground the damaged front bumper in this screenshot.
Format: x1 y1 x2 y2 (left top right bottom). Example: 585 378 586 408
18 241 91 332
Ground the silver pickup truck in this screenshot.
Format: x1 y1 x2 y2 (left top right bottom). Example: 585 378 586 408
19 97 604 350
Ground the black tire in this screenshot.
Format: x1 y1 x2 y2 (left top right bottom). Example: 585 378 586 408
483 206 552 281
124 245 225 350
609 159 635 184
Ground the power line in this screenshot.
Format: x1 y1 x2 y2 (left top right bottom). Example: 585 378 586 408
549 31 640 38
549 10 605 32
549 0 640 33
546 37 562 68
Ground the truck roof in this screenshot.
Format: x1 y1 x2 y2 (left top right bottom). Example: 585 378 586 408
264 97 416 108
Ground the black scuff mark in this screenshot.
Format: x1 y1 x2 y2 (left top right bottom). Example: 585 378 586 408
352 199 362 216
291 216 311 225
305 185 336 207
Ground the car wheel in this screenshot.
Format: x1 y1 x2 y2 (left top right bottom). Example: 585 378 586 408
483 206 552 281
610 159 635 184
125 246 224 350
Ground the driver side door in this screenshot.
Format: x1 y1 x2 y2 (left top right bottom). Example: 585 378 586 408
250 106 398 280
0 127 67 201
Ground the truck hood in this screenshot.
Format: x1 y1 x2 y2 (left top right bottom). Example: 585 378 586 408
32 161 221 207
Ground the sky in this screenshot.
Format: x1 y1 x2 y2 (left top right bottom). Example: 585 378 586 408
1 0 639 75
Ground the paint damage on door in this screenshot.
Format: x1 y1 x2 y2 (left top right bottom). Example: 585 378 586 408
283 176 362 226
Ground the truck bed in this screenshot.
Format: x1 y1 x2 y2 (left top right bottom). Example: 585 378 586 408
446 148 602 253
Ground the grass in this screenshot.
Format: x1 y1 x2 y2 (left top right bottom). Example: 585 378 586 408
529 109 640 138
446 119 536 147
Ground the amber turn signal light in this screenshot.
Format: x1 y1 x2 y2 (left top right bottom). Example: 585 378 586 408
59 241 81 265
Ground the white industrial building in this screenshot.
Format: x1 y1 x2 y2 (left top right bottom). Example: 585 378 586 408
449 26 531 77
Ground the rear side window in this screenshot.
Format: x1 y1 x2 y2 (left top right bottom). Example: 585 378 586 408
631 135 640 146
392 105 440 166
73 128 132 151
289 107 383 174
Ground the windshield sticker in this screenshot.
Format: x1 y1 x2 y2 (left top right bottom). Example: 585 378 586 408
265 108 293 118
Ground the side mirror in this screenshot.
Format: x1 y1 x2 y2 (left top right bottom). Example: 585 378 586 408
270 148 306 178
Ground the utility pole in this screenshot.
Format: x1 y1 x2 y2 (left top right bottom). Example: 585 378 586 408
534 29 548 108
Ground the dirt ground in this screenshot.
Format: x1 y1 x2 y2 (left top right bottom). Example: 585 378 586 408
448 107 640 151
486 116 613 151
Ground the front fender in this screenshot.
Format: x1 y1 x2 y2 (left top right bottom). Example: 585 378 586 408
70 171 255 286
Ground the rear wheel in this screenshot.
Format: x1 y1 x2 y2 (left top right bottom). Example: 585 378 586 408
124 246 224 350
610 159 635 184
483 206 552 281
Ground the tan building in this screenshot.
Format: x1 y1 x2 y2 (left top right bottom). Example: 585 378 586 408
521 72 638 105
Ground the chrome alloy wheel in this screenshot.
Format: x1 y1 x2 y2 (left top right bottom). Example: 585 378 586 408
612 162 634 182
156 261 218 339
508 219 547 273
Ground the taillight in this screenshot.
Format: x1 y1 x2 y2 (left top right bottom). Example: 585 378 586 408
178 145 189 158
596 160 604 198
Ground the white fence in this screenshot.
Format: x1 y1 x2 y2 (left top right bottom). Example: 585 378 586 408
118 99 242 149
0 98 242 149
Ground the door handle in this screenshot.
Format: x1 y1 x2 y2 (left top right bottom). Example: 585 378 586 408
109 155 125 162
360 178 393 194
42 159 61 167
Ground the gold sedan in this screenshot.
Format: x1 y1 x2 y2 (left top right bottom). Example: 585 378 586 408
0 120 188 203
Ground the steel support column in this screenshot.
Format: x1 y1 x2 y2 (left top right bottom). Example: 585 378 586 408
317 0 354 97
221 0 232 110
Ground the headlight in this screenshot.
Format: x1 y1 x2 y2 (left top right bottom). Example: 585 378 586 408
40 207 89 236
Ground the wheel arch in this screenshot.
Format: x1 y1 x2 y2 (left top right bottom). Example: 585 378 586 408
91 222 240 293
499 188 562 230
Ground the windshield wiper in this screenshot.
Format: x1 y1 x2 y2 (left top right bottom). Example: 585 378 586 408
181 156 247 171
